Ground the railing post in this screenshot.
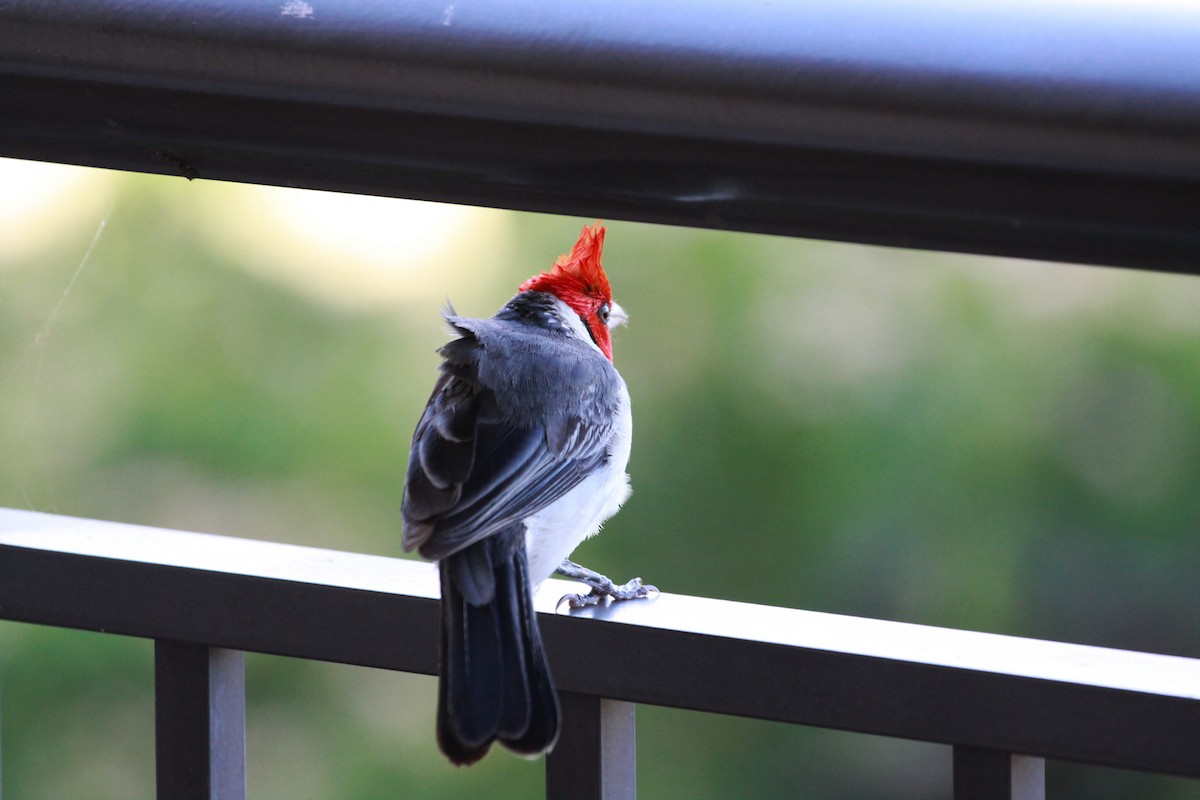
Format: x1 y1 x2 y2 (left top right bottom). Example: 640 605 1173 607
954 746 1045 800
546 692 636 800
155 641 246 800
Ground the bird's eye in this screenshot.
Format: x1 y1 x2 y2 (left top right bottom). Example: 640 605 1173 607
597 303 611 324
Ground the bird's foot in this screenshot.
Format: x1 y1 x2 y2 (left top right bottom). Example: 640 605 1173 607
555 559 658 612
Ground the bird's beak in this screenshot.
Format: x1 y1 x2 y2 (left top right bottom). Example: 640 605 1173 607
607 300 628 329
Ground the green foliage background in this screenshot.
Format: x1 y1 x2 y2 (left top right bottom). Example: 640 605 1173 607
2 165 1199 798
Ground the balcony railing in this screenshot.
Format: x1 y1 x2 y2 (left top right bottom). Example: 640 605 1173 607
2 509 1199 799
2 0 1199 273
3 1 1200 798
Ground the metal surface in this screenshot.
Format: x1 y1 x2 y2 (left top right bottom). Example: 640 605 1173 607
0 509 442 674
547 694 637 800
155 642 246 800
2 0 1200 271
2 509 1200 780
953 747 1045 800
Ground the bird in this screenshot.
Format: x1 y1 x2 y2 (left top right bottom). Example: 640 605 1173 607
401 222 655 765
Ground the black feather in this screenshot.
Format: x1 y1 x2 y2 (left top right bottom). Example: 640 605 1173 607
403 451 461 522
502 545 560 755
437 525 559 765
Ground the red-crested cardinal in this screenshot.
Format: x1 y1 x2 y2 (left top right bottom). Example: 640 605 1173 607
402 222 655 765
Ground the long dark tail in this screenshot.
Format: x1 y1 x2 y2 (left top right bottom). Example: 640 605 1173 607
437 525 560 765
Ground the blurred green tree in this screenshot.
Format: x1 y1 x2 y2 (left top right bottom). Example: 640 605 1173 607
2 163 1199 799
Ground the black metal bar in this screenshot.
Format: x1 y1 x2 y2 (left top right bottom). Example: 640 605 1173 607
547 693 637 800
953 747 1045 800
155 641 246 800
2 1 1200 272
2 509 1200 780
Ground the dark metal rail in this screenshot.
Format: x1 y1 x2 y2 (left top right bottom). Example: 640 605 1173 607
2 0 1200 272
3 508 1199 799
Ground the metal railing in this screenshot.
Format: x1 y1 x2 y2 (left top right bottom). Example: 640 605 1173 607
2 0 1200 273
2 509 1199 799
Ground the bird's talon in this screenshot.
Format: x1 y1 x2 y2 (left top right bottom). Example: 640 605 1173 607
557 591 602 612
557 576 658 613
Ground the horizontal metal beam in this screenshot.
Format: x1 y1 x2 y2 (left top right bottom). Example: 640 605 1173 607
2 509 1199 779
2 0 1199 272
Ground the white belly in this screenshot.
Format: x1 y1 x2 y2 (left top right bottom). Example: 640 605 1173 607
524 382 632 586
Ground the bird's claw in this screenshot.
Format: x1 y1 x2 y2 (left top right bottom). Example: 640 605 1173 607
556 577 659 613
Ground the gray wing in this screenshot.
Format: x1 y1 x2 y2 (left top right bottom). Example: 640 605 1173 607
401 325 617 561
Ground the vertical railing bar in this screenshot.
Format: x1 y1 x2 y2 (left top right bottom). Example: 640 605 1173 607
953 746 1045 800
155 640 246 800
208 648 246 800
1 663 4 799
546 692 636 800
